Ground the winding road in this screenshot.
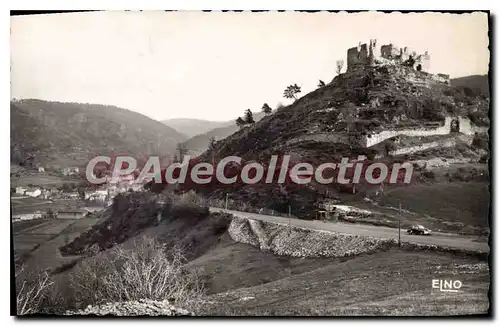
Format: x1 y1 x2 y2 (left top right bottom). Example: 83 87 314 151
210 207 490 253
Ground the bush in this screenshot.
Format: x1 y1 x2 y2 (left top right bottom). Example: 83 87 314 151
384 140 397 156
15 265 54 315
449 167 488 182
68 237 205 311
479 154 489 164
420 170 436 181
472 133 489 151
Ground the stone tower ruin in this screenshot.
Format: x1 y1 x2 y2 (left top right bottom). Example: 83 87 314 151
346 40 431 73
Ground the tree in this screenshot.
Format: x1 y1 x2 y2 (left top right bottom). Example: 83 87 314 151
208 137 217 164
336 60 344 75
208 137 217 151
317 80 326 88
262 103 272 115
384 140 397 156
16 265 54 315
283 84 301 101
244 109 255 124
235 117 245 129
44 208 56 219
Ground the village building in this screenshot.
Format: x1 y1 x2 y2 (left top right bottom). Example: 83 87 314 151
25 188 42 198
12 211 44 222
15 186 27 195
62 167 80 176
57 209 87 219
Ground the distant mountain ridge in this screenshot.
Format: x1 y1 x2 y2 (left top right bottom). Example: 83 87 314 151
11 99 186 168
450 75 489 96
161 118 229 138
183 111 266 156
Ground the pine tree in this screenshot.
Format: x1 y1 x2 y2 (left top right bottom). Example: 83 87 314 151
235 117 245 129
262 103 272 114
244 109 255 124
283 84 301 100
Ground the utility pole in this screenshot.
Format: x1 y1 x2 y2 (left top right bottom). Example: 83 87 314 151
288 205 292 229
398 201 401 248
225 193 229 210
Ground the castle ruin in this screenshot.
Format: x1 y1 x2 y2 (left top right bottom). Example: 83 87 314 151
346 39 431 73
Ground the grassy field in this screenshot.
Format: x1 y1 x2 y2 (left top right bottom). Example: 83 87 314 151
186 233 338 294
199 246 489 316
13 217 99 270
11 196 84 215
376 181 489 233
10 172 82 188
34 204 489 317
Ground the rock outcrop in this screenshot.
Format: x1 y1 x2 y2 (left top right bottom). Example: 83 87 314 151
66 299 194 316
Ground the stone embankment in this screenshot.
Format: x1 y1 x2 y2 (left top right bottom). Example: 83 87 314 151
228 216 395 258
228 216 488 259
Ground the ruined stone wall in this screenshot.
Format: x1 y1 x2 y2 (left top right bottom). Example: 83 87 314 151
389 138 456 156
380 44 400 59
287 114 481 149
347 44 370 69
347 42 431 73
473 126 490 134
365 116 453 147
419 52 431 72
286 132 351 147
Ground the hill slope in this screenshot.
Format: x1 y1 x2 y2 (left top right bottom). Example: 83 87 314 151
11 99 186 168
203 67 489 162
184 111 265 156
450 75 489 97
162 118 229 138
192 66 489 217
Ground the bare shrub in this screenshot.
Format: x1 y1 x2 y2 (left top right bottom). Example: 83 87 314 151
69 245 115 307
68 237 205 311
174 190 207 208
16 265 54 315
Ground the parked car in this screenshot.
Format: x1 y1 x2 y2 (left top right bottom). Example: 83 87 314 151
407 225 432 235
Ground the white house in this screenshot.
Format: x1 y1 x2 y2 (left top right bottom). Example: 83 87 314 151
15 186 27 195
25 189 42 198
12 211 44 221
85 189 108 201
62 167 80 176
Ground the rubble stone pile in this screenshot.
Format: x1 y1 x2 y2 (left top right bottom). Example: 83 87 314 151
66 299 194 316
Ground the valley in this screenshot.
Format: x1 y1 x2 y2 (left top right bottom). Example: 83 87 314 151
10 13 491 317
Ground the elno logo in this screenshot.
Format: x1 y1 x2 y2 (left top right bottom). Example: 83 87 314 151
432 279 463 293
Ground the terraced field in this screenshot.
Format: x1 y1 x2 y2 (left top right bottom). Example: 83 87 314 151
12 217 99 270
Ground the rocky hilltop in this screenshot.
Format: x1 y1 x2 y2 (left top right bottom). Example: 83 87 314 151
204 64 488 163
193 44 489 218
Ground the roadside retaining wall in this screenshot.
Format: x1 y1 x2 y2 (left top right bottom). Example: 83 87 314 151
227 216 488 258
228 216 395 258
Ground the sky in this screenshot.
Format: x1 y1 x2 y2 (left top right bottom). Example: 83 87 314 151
11 11 489 122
